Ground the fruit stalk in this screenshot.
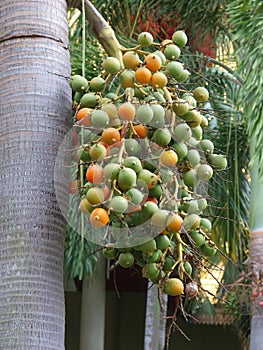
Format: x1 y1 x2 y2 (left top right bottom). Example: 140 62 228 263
68 0 123 64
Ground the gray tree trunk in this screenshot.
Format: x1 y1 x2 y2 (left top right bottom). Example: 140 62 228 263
0 1 71 349
249 149 263 350
79 255 106 350
144 282 167 350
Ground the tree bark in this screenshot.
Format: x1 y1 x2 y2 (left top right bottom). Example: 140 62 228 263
0 1 71 349
79 256 106 350
250 232 263 350
249 142 263 350
144 283 167 350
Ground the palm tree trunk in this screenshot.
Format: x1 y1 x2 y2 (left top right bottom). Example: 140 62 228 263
249 145 263 350
144 282 167 350
0 1 71 349
79 255 106 350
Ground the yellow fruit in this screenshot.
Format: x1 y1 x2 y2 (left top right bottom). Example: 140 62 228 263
86 187 104 205
122 51 140 69
164 278 184 296
160 150 178 167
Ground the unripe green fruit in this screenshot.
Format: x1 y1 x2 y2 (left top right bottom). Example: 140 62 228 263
153 50 166 65
104 163 120 180
103 246 117 259
209 154 227 170
142 250 162 263
83 182 92 195
196 164 213 181
89 143 107 161
167 61 184 80
151 209 169 229
138 169 158 189
197 198 208 212
118 252 134 268
86 187 104 205
105 92 118 100
173 124 192 142
155 235 170 250
190 230 205 247
74 91 83 103
183 169 200 189
149 184 163 199
172 30 188 47
164 44 181 60
153 91 166 103
98 97 111 107
139 239 157 254
172 142 188 161
186 149 201 167
125 211 142 227
109 196 128 213
138 31 154 47
177 69 190 82
200 242 217 257
184 213 201 231
134 87 149 99
102 56 121 74
200 218 212 233
126 188 144 205
124 156 143 173
91 109 109 128
142 263 159 280
80 93 98 108
192 125 203 140
78 149 91 162
150 113 166 128
199 139 214 155
184 109 202 128
141 201 159 220
184 261 192 276
193 86 209 102
188 137 200 148
78 198 94 214
172 99 189 116
163 256 175 271
125 139 141 156
182 93 197 107
119 70 135 88
185 200 199 214
90 76 105 92
71 75 88 92
118 167 137 191
123 50 141 70
150 104 165 125
153 128 171 147
201 115 209 128
136 104 153 124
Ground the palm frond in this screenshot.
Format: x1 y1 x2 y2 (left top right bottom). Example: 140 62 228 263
205 66 250 264
64 195 99 281
227 0 263 175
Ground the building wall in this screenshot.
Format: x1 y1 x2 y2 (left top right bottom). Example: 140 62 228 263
65 291 81 350
65 290 243 350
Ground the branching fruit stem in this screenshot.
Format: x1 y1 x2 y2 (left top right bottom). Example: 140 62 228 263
68 0 123 65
